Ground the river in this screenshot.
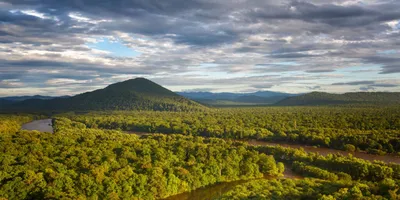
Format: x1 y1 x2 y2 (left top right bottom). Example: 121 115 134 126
21 119 53 133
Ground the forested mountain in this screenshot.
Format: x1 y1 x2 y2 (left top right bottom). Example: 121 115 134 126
178 91 298 105
276 92 400 106
5 78 205 112
0 95 67 102
0 99 13 107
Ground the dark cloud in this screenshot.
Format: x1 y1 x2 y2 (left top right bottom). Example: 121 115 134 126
249 1 400 27
1 0 400 95
0 80 24 88
264 39 288 43
332 81 399 91
251 83 275 89
360 86 375 91
272 53 317 59
379 65 400 74
306 69 335 73
362 56 400 74
4 0 397 46
306 86 321 90
371 83 398 88
332 81 375 86
1 0 236 46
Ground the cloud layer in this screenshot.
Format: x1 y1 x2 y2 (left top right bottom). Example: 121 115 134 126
1 0 400 96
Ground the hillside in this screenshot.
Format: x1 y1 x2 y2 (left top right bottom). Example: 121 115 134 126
0 95 65 102
233 95 288 104
0 99 13 107
276 92 400 106
7 78 205 112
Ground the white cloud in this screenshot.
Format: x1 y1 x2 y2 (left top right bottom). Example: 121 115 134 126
45 78 89 86
68 12 112 24
0 79 24 88
385 20 399 29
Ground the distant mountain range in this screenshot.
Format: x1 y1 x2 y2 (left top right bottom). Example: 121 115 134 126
177 91 299 105
0 95 70 102
1 80 399 112
1 78 205 112
276 92 400 106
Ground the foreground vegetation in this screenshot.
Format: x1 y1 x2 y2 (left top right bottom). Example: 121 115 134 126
254 145 399 181
217 178 399 200
0 114 34 133
64 106 400 155
1 104 400 199
0 117 282 199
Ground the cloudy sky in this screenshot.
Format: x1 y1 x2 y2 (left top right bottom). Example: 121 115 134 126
1 0 400 96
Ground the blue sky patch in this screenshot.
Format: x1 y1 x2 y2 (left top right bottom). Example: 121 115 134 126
271 62 300 66
377 50 397 55
87 38 140 57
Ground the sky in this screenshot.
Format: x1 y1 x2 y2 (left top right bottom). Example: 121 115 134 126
0 0 400 96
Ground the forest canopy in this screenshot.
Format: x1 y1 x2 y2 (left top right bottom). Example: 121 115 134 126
0 117 282 199
1 104 400 199
64 106 400 155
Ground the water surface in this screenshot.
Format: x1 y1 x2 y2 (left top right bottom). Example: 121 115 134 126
21 119 53 133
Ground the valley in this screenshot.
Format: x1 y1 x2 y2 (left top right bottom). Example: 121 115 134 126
1 78 400 200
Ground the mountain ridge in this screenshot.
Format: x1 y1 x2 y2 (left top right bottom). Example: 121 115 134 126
0 95 70 102
4 78 205 112
2 82 399 110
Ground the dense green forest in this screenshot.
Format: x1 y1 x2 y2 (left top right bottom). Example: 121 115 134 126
217 144 400 199
254 145 399 181
277 92 400 106
0 115 34 133
1 103 400 199
0 117 282 199
217 178 399 199
64 106 400 155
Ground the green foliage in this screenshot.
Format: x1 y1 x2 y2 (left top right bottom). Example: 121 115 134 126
0 118 281 199
2 105 400 199
343 144 356 152
0 114 34 133
255 145 399 182
292 161 338 181
217 178 400 200
277 91 400 106
65 106 400 155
